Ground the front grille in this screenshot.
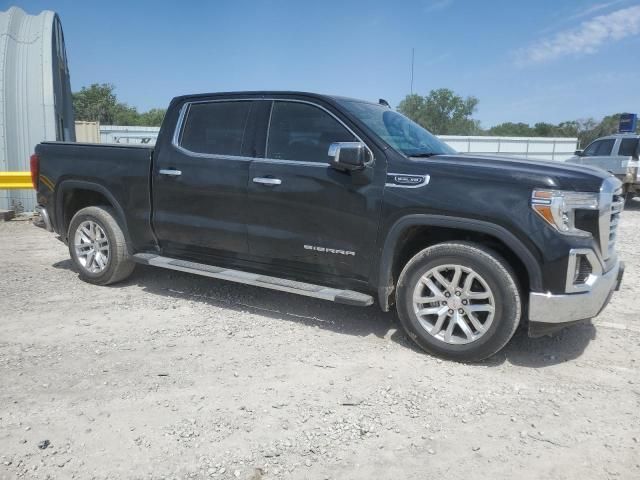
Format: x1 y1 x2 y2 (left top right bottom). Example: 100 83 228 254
608 188 624 258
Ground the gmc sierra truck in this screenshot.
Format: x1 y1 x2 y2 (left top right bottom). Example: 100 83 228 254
31 91 625 361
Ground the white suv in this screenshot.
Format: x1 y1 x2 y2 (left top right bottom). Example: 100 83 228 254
568 134 640 200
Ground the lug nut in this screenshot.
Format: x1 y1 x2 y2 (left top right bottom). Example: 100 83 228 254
444 292 451 298
455 291 461 296
462 300 468 305
448 309 454 315
441 301 448 306
458 308 464 314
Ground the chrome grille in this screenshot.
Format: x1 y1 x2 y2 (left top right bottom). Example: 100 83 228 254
598 177 623 261
608 188 624 258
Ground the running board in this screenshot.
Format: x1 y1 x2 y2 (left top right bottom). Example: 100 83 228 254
132 253 374 307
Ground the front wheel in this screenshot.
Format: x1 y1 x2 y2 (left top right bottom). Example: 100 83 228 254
68 206 135 285
396 242 522 362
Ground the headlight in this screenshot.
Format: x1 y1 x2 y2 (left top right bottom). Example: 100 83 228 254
531 189 599 237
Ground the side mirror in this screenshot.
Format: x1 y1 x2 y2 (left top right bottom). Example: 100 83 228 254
328 142 370 171
574 150 584 156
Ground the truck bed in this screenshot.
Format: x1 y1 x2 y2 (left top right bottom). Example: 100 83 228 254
35 141 155 251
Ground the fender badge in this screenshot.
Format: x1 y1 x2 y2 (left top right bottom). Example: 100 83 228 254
385 173 430 188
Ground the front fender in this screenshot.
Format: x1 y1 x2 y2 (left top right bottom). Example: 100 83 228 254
376 214 543 311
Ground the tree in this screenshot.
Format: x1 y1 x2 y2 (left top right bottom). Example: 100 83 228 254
533 122 557 137
396 94 426 124
398 88 480 135
577 114 623 147
139 108 166 127
73 83 166 126
73 83 120 124
487 122 534 137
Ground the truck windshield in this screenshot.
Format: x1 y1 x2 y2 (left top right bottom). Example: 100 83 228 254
339 100 457 157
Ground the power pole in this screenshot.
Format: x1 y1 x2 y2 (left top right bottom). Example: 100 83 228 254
410 48 415 95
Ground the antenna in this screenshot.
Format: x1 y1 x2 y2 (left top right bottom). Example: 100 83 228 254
410 48 415 95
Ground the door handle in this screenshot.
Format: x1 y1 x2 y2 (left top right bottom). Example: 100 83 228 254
159 169 182 176
253 177 282 186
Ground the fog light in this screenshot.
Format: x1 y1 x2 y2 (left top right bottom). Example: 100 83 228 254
573 254 592 284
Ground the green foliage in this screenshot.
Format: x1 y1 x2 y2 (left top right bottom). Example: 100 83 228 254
75 83 638 144
486 122 534 137
138 108 167 127
398 89 639 147
73 83 166 126
486 114 637 147
398 88 481 135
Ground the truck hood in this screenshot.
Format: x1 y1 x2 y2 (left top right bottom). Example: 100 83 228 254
421 153 610 192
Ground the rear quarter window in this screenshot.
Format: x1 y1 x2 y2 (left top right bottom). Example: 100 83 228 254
619 138 639 157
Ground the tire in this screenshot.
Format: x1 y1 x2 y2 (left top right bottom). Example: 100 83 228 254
624 191 635 205
395 242 521 362
68 206 135 285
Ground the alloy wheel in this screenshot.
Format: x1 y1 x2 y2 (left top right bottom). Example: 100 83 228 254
412 264 495 345
74 220 110 273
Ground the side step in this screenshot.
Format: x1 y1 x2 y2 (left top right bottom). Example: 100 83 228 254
132 253 374 307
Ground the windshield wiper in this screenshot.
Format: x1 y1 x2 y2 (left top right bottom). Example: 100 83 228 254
409 152 439 158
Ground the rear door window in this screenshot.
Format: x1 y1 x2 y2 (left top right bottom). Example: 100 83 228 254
266 101 356 163
619 138 639 157
179 101 252 156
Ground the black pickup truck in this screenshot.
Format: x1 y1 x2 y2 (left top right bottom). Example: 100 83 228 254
32 91 625 361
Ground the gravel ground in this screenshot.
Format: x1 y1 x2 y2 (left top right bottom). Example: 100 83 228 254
1 203 639 480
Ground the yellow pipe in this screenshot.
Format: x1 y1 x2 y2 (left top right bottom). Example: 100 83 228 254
0 172 32 189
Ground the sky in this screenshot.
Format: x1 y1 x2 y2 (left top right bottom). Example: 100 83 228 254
6 0 640 128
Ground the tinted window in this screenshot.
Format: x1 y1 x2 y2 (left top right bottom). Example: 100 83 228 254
582 141 600 156
596 139 615 155
619 138 639 157
583 139 615 156
266 102 356 162
180 101 252 156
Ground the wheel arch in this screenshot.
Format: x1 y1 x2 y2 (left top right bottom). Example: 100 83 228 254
55 180 131 247
377 214 543 311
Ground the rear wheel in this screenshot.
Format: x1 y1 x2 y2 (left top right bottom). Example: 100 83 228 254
624 191 636 205
68 206 135 285
396 242 521 362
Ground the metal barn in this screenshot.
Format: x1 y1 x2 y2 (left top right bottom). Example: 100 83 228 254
0 6 75 212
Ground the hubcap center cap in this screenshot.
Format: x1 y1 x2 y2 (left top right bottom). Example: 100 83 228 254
448 296 463 309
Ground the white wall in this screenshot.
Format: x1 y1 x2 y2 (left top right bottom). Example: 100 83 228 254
440 135 577 162
98 127 577 162
100 125 160 145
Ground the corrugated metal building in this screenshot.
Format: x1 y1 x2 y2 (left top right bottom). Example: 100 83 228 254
0 6 74 212
75 121 100 143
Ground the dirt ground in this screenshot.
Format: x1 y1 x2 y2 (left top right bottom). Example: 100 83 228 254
1 203 639 480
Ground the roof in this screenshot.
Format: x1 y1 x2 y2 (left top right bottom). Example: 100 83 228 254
170 91 381 107
597 133 640 140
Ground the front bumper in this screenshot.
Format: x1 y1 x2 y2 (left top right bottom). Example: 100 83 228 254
528 258 623 335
